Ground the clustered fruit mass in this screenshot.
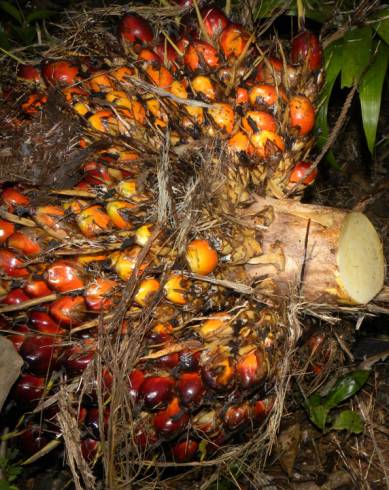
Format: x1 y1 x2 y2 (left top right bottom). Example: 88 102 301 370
0 3 323 465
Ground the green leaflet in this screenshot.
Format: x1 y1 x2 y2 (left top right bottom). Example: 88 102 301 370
0 1 22 25
341 26 372 88
323 370 370 410
254 0 287 20
359 42 389 153
372 7 389 45
332 410 364 434
26 9 57 24
315 41 343 166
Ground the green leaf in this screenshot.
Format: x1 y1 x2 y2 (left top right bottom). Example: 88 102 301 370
306 402 329 430
359 42 389 153
26 9 57 24
315 41 343 166
254 0 285 20
341 27 372 88
371 7 389 45
287 6 332 23
323 370 370 410
0 481 18 490
0 22 10 49
332 409 364 434
0 1 22 25
10 25 36 45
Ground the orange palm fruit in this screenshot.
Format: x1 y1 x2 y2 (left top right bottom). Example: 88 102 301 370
106 201 135 229
186 239 218 275
199 312 232 341
135 224 154 246
250 130 285 158
219 24 250 58
88 110 119 135
34 205 69 238
85 278 117 311
249 84 287 107
235 87 249 105
207 103 235 134
110 246 148 281
242 111 277 134
288 95 315 136
255 57 283 83
228 131 254 155
145 65 173 90
76 205 111 237
7 229 44 256
138 48 160 63
184 41 219 71
191 75 216 101
2 188 30 210
88 72 114 93
134 277 160 306
163 274 189 305
21 93 48 114
110 65 136 83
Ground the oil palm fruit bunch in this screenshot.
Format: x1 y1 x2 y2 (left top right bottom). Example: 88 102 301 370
0 4 324 468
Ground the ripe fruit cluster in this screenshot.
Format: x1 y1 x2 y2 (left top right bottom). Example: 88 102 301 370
0 3 323 465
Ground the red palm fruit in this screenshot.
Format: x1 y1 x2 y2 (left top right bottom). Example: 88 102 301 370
201 7 229 38
7 324 30 351
76 205 111 238
179 349 201 371
13 373 45 406
220 24 250 59
119 13 154 47
155 352 180 368
81 438 99 462
2 187 29 210
0 219 15 243
19 425 51 455
224 403 250 430
228 131 255 155
0 249 28 277
129 369 146 401
291 31 322 71
176 35 190 55
20 335 60 374
110 246 149 281
28 311 63 335
249 84 287 107
21 92 48 114
138 48 160 62
236 347 267 388
147 322 174 344
17 64 43 84
2 288 30 305
154 41 178 66
24 279 52 298
105 201 135 230
134 277 160 307
62 340 95 375
163 274 189 305
42 60 79 86
153 397 189 435
252 398 273 423
289 161 318 185
201 348 235 390
134 417 158 448
191 75 216 101
83 161 113 186
307 332 326 354
184 41 219 71
289 95 315 136
8 229 44 256
186 239 218 275
88 72 114 93
50 295 86 326
242 110 277 134
250 130 285 158
236 87 249 105
172 439 198 462
85 407 110 438
145 64 173 90
45 260 85 293
85 278 117 311
177 372 204 406
255 57 283 83
207 103 235 134
140 376 175 410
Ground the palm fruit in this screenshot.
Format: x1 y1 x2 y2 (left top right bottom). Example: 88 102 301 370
0 4 325 469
